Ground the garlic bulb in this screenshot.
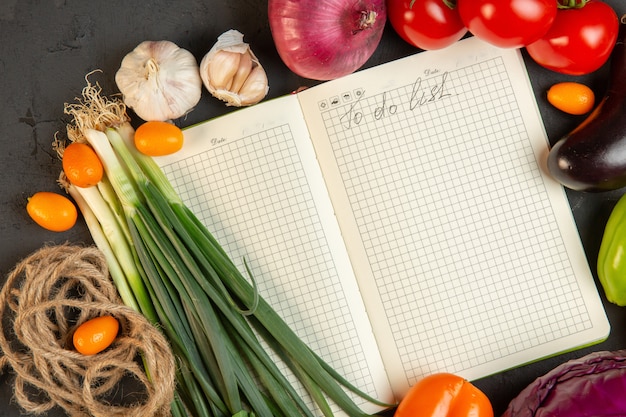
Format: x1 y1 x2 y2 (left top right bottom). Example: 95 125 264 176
200 30 269 107
115 40 202 121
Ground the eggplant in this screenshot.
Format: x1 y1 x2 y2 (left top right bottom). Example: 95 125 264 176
547 15 626 192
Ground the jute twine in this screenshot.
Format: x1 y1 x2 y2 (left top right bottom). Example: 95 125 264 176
0 244 177 417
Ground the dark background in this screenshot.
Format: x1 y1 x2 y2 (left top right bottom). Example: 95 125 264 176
1 1 625 416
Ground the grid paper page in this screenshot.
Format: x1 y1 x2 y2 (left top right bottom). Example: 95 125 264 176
156 100 393 414
298 36 608 395
325 57 585 378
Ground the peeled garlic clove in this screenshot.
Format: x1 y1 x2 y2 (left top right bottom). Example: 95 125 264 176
115 40 202 121
200 29 269 107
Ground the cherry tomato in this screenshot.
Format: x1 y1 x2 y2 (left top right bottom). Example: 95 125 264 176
386 0 467 50
525 1 619 75
73 315 120 355
134 120 184 156
395 373 493 417
457 0 557 48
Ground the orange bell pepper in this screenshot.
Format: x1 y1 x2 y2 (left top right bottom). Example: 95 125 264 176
394 372 493 417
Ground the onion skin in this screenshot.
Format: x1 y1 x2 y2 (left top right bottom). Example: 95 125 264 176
502 350 626 417
268 0 386 81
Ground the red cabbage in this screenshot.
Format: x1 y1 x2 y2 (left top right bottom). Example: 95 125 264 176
502 350 626 416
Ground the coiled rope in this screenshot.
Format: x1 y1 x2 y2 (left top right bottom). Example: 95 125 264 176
0 244 176 417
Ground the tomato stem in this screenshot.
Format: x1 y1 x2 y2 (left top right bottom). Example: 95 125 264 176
557 0 589 9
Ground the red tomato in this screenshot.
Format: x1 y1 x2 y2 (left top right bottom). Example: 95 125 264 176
525 1 619 75
395 373 494 417
457 0 557 48
386 0 468 50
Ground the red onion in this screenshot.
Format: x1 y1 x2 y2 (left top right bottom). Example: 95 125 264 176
268 0 387 81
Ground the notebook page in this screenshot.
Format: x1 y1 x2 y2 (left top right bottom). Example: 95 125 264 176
153 94 395 414
297 36 610 398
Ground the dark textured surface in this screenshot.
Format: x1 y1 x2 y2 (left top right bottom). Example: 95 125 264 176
1 1 625 416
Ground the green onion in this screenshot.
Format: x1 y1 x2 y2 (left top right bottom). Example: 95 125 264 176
61 82 391 417
67 183 140 312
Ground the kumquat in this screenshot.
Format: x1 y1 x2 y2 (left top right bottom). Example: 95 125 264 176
26 191 78 232
62 142 104 188
547 81 596 115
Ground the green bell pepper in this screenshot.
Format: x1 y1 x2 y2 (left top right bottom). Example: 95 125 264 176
598 193 626 306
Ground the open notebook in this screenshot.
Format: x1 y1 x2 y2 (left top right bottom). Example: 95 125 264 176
154 36 610 414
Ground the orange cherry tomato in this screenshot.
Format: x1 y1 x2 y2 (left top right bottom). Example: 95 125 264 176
62 142 104 188
394 373 493 417
547 82 595 116
134 121 184 156
73 315 119 355
26 191 78 232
